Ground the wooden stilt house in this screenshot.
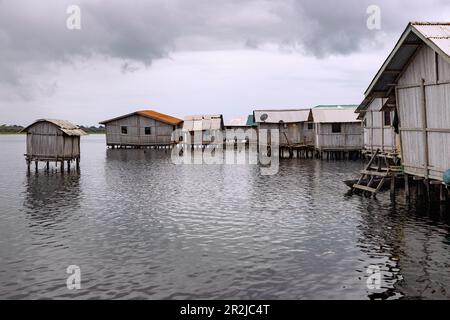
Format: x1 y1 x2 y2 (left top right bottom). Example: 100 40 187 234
99 110 183 148
21 119 87 172
357 22 450 183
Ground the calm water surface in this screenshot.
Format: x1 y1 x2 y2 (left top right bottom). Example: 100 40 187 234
1 135 450 299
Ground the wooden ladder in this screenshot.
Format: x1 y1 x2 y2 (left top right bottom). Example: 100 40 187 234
352 149 393 196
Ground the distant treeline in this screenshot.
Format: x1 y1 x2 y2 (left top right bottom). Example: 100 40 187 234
0 124 24 133
77 125 106 134
0 124 105 134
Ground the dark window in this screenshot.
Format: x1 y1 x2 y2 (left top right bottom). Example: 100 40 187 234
307 123 314 130
331 123 341 133
121 126 128 134
144 127 151 135
384 111 392 126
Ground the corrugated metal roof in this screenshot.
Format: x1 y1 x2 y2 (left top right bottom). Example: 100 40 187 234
22 119 87 136
225 116 249 127
314 104 358 109
311 108 360 123
358 22 450 113
99 110 182 126
253 109 312 123
182 115 224 131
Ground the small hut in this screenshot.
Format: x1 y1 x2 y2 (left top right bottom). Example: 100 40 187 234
253 109 314 158
356 98 398 157
182 115 224 146
22 119 87 172
99 110 183 148
224 115 257 146
356 21 450 195
311 106 362 159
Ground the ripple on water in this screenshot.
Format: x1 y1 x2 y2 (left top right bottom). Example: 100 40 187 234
1 135 450 299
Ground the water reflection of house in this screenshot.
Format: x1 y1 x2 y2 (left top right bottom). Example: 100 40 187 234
311 106 362 156
99 110 183 148
182 115 225 146
356 22 450 183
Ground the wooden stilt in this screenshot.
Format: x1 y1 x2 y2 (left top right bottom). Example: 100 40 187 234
46 161 50 172
67 160 71 172
425 179 431 202
390 174 396 199
76 157 80 171
60 160 64 172
35 161 38 172
440 184 447 203
27 159 31 173
404 174 410 200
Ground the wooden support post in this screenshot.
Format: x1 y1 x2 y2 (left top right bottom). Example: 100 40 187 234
440 184 447 203
27 159 31 173
390 174 396 200
67 160 71 172
60 160 64 172
76 157 80 171
46 161 50 172
417 180 424 198
404 174 410 200
424 179 431 202
35 161 38 172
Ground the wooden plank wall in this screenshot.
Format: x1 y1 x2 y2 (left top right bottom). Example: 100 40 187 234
315 122 362 151
26 122 80 159
397 45 450 180
363 98 396 152
258 122 314 146
105 115 175 146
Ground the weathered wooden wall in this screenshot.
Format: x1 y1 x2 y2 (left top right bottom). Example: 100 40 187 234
258 122 314 146
314 122 362 151
363 98 396 152
397 45 450 180
26 122 80 160
105 114 176 146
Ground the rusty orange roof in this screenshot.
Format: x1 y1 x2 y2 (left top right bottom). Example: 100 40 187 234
99 110 183 126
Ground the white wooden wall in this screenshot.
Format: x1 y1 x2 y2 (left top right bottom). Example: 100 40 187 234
363 98 396 152
397 45 450 180
314 122 362 151
257 122 314 147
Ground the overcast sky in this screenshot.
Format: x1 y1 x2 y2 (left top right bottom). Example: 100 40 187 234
1 0 450 126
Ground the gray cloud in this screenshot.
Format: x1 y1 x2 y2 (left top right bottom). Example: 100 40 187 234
1 0 450 100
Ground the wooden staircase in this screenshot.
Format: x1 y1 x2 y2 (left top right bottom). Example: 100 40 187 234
352 149 402 197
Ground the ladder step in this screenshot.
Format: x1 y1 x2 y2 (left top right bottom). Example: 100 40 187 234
369 166 390 171
352 184 377 193
360 170 388 177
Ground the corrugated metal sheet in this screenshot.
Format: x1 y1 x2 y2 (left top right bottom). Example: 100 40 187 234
22 119 87 136
311 108 360 123
253 109 312 123
225 116 248 127
314 105 358 109
358 22 450 113
183 115 224 131
99 110 182 126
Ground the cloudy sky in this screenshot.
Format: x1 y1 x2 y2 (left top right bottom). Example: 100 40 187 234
1 0 450 126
